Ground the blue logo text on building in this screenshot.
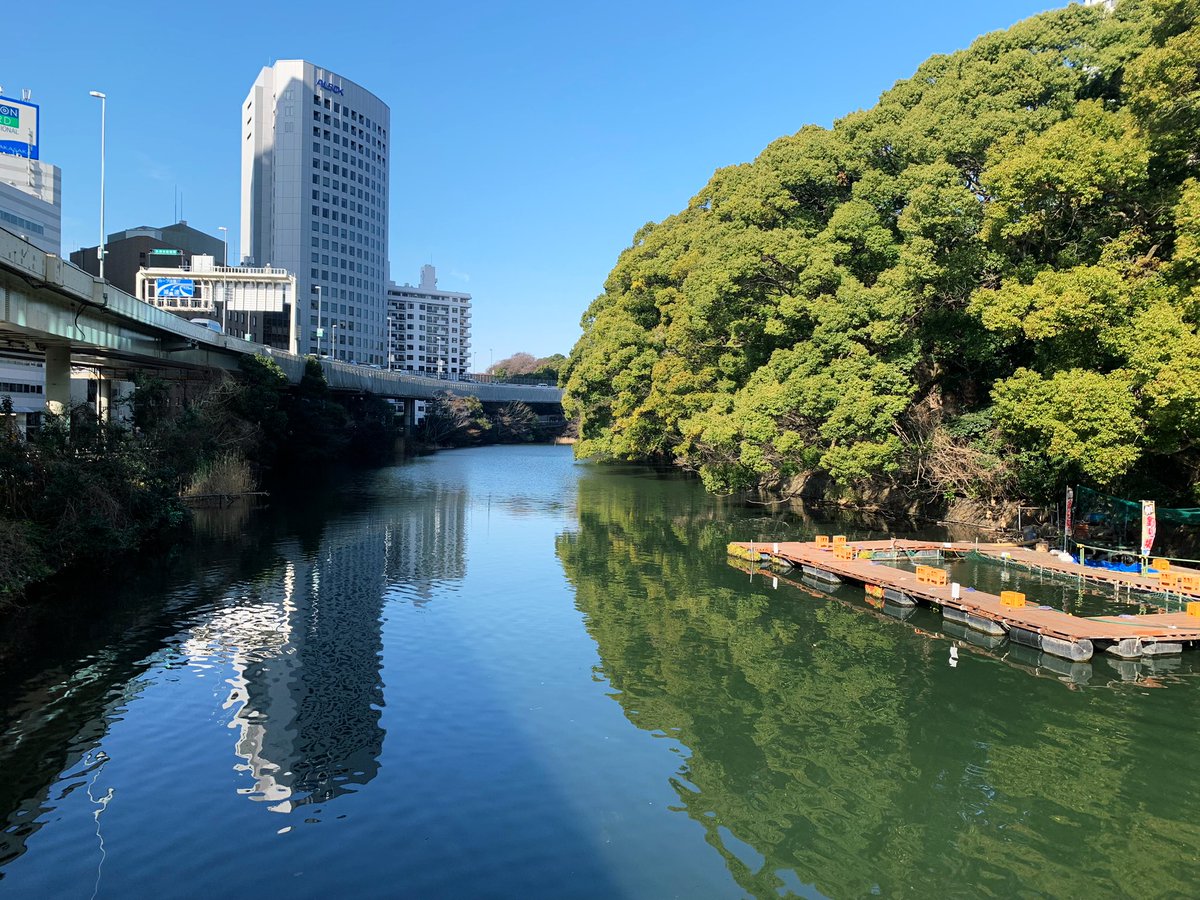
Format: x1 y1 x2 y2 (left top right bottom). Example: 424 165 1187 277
155 278 195 299
315 79 344 95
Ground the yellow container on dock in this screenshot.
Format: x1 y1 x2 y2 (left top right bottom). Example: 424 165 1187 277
832 535 847 549
815 535 830 549
916 566 948 587
858 550 873 560
1187 602 1200 618
1151 558 1171 572
834 545 854 560
1180 574 1200 594
1160 572 1181 590
1000 591 1027 608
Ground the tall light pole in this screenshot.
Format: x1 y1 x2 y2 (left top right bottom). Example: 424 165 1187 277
217 227 228 333
314 285 322 357
88 91 106 280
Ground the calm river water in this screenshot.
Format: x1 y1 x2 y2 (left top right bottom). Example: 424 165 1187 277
2 444 1200 897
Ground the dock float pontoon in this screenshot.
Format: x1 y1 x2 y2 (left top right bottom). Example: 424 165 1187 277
728 539 1200 663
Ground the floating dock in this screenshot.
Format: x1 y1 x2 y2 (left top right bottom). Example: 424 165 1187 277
728 539 1200 663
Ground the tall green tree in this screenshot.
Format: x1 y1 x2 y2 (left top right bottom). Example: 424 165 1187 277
565 0 1200 504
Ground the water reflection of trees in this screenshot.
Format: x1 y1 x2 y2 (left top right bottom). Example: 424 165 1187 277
557 469 1200 897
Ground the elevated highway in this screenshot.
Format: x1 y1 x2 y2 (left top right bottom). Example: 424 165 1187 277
0 228 563 413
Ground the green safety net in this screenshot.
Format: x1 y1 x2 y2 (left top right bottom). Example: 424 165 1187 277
1072 486 1200 554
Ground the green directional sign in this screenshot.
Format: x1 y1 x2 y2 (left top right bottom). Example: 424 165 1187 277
0 107 18 129
150 248 182 255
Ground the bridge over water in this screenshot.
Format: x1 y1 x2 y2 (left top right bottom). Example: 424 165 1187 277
0 228 563 419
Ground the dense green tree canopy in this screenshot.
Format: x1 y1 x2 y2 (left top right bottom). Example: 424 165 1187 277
564 0 1200 503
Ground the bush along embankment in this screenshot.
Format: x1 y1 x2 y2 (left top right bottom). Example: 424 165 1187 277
563 0 1200 516
0 355 400 605
417 391 568 448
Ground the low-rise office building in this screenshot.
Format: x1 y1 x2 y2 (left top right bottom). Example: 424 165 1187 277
72 221 227 295
0 90 61 430
136 255 299 353
0 155 60 256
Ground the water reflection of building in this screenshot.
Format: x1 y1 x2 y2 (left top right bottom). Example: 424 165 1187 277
187 520 391 812
188 486 469 812
382 485 467 605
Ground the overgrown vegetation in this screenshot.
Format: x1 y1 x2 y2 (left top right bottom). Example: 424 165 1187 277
0 355 401 603
184 452 256 497
487 352 567 382
419 391 561 447
564 0 1200 508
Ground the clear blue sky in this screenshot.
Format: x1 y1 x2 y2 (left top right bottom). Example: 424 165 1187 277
6 0 1057 364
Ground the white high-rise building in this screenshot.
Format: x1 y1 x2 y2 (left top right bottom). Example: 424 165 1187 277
240 60 390 364
387 266 472 378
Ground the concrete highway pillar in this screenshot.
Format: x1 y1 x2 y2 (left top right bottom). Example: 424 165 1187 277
404 399 417 436
44 346 71 417
96 374 113 424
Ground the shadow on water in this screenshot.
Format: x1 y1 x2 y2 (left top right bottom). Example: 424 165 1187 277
557 464 1200 898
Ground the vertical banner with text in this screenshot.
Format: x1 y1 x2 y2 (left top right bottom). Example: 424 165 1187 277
1141 500 1157 557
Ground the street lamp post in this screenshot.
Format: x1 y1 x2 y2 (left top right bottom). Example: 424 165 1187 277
314 285 323 357
217 226 228 333
88 91 106 280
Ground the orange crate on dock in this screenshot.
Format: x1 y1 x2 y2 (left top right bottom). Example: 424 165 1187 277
834 545 855 560
1180 574 1200 594
916 566 948 587
1000 591 1026 608
832 535 847 549
815 536 830 550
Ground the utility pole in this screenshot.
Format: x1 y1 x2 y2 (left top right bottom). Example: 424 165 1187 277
89 91 107 279
218 226 228 333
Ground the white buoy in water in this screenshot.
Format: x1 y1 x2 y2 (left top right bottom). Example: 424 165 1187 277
949 645 959 668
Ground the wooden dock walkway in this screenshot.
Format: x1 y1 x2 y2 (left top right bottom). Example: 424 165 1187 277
728 539 1200 662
